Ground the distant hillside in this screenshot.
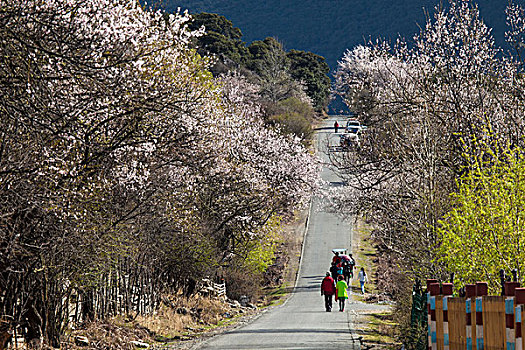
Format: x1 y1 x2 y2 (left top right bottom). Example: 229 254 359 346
145 0 512 71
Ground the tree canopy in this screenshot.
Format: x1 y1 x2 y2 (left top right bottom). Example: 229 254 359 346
437 140 525 292
0 1 320 346
330 0 525 343
189 12 249 65
188 13 331 112
287 49 331 112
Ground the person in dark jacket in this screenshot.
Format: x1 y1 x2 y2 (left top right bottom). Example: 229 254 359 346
329 262 339 280
321 272 336 312
342 260 351 283
348 253 356 276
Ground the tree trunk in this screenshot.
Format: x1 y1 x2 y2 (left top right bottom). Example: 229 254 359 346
22 300 42 349
81 289 94 323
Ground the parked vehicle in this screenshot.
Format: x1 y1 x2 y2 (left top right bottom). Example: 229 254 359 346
332 248 347 256
328 121 363 152
345 119 367 134
345 119 360 132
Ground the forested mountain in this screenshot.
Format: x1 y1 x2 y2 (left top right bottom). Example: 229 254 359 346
144 0 511 70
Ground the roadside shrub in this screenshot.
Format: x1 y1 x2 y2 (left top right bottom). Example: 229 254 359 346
269 112 313 143
266 97 316 142
224 266 263 302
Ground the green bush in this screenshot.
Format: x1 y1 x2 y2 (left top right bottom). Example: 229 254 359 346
266 97 315 142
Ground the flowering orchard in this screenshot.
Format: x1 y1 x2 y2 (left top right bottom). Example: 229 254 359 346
0 0 320 346
332 0 525 341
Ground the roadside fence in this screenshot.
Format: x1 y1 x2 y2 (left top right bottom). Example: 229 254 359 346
421 277 525 349
213 282 227 298
199 278 227 299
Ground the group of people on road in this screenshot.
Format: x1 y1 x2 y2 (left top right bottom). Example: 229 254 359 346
329 252 354 283
320 252 368 312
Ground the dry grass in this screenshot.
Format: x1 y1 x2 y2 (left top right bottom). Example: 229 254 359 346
134 294 230 337
278 210 308 287
64 293 251 349
65 321 152 350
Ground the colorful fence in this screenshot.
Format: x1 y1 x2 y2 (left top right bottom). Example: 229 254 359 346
426 280 525 349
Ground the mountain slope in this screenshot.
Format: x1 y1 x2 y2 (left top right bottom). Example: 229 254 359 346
146 0 511 70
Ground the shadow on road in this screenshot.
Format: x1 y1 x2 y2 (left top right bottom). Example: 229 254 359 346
313 126 337 131
301 275 321 279
273 284 320 294
226 328 348 335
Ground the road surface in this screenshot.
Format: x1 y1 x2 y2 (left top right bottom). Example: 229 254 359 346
195 116 364 349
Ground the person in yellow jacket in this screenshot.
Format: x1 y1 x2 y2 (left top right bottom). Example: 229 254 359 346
335 275 349 312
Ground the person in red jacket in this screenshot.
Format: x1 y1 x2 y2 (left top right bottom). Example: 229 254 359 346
332 251 342 265
321 272 336 312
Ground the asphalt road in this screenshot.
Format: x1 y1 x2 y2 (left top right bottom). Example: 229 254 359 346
195 116 363 349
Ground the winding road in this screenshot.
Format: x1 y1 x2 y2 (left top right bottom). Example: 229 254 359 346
195 117 366 349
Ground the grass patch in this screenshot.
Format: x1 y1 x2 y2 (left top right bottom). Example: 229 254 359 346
266 284 291 297
350 218 399 349
352 221 380 295
260 284 294 308
359 311 400 349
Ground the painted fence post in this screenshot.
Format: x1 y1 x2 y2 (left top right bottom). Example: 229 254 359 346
427 279 438 350
507 297 516 350
429 283 440 350
466 284 477 350
506 282 520 350
515 288 525 350
442 283 453 350
475 282 488 350
517 306 523 350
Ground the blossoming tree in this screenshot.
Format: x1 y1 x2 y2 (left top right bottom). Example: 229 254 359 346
0 0 319 346
331 1 525 335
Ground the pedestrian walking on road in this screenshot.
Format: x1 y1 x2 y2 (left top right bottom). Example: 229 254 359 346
332 251 342 265
336 262 344 278
358 267 368 294
335 275 348 312
321 272 336 312
334 121 339 133
348 254 355 276
329 262 338 280
342 260 351 283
